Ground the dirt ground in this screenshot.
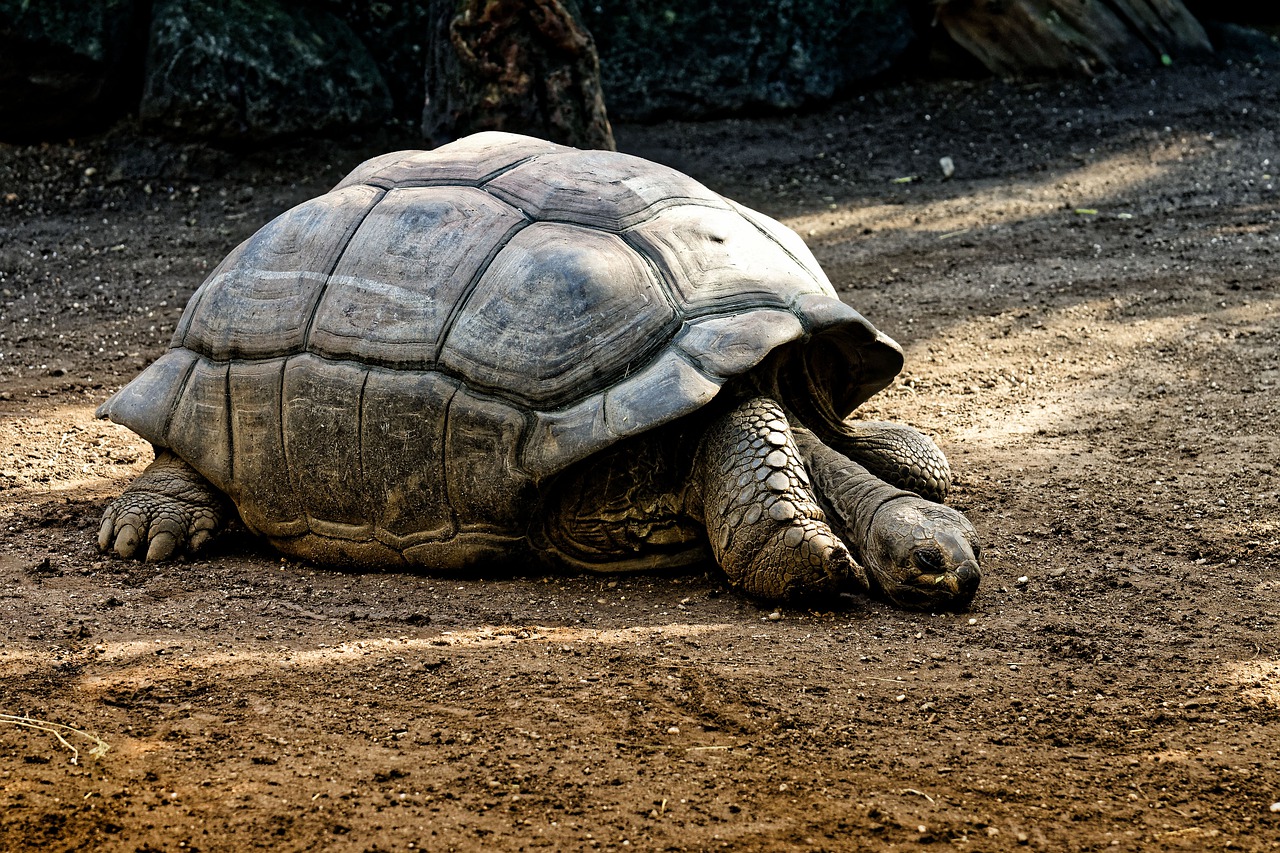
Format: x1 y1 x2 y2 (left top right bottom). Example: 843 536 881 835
2 57 1279 852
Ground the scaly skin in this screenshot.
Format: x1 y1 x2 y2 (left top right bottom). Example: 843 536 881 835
98 448 229 561
829 421 952 503
694 398 866 600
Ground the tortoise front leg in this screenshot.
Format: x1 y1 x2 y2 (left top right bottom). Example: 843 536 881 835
694 397 866 601
99 448 229 561
829 421 952 503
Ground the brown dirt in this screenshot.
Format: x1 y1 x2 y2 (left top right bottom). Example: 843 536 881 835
3 61 1280 852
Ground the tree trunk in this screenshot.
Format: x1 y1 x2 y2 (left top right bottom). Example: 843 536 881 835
422 0 615 150
927 0 1213 76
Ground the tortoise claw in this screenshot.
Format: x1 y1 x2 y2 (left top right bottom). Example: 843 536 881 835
145 531 179 562
112 523 142 559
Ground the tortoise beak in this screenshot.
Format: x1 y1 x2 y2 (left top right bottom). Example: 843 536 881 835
877 555 981 611
940 558 980 597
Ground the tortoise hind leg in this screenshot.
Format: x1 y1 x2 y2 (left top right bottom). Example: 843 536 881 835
99 448 230 561
695 397 866 601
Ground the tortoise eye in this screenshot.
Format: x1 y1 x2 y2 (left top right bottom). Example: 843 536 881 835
913 547 944 572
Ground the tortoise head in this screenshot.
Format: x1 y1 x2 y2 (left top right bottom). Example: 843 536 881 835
861 498 981 610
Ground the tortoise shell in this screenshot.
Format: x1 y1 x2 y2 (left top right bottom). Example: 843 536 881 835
98 131 903 567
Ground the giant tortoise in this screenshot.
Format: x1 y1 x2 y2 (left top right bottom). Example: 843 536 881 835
97 131 981 609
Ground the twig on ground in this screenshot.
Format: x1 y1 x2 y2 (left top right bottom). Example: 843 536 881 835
1 712 111 765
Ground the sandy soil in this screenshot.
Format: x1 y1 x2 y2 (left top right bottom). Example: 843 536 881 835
2 59 1279 852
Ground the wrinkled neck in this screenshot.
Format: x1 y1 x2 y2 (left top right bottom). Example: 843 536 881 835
791 426 913 556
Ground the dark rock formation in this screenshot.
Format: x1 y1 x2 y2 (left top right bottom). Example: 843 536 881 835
321 1 434 122
579 1 916 121
926 0 1212 76
0 0 145 140
141 0 393 141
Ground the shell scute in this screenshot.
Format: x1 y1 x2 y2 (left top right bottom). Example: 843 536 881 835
309 186 525 367
180 183 383 360
440 222 677 408
625 205 831 315
727 199 831 286
362 367 458 543
332 132 569 191
95 348 196 443
167 356 232 493
602 350 721 438
444 390 533 531
281 355 373 532
675 310 805 378
227 358 305 538
484 149 730 231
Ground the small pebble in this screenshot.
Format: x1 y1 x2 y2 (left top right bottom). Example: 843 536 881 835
666 726 680 735
968 618 978 626
1271 802 1280 813
895 694 906 702
917 824 928 834
1016 575 1029 585
939 156 955 179
767 611 781 621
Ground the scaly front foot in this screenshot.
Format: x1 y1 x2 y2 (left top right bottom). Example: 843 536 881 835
696 397 866 601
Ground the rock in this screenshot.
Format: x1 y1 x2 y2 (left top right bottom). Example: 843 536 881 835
580 1 915 121
929 0 1212 76
0 0 146 140
141 0 392 141
320 0 433 122
1201 21 1280 64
